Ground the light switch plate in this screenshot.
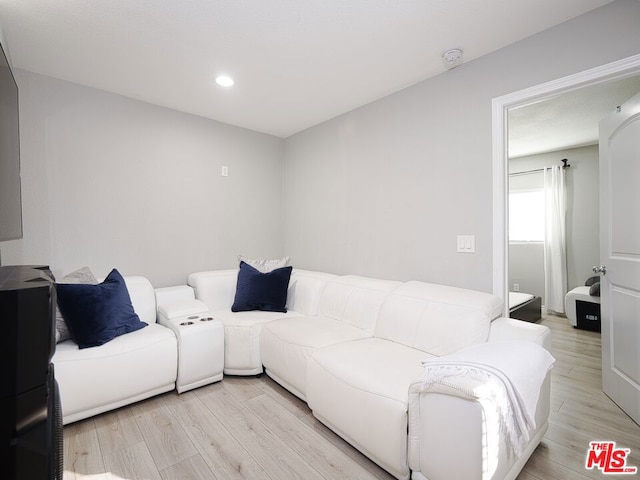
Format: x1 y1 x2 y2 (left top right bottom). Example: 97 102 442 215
457 235 475 253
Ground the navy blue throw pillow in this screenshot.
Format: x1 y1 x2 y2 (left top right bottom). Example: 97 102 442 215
56 268 147 349
231 261 293 313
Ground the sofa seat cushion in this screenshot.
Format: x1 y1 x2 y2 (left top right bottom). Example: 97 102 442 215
260 317 372 399
212 308 303 375
307 338 434 479
53 323 177 424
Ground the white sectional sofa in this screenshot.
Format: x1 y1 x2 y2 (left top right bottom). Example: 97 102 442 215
183 267 554 480
52 276 178 425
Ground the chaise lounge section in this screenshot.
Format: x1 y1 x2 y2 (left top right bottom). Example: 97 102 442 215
182 267 553 480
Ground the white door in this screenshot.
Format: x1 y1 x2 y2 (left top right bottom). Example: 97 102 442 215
599 91 640 424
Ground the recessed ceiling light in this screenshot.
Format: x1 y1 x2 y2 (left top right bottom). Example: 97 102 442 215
215 75 234 87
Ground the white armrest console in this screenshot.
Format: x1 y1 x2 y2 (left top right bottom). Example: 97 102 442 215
155 285 224 393
186 269 554 480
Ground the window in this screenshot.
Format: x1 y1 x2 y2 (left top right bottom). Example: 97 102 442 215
509 190 544 242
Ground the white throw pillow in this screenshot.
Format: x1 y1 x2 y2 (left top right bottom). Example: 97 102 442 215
237 255 291 273
55 266 98 343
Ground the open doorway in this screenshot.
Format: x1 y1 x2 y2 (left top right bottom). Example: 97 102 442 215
506 77 640 321
492 54 640 317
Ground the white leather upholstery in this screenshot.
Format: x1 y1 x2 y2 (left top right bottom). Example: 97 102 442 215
375 281 501 356
260 275 400 397
286 270 338 315
188 268 337 375
157 298 210 324
489 317 552 351
308 338 432 480
257 274 550 480
154 283 196 307
260 317 371 399
408 374 551 480
52 276 178 424
188 269 238 310
154 291 224 394
212 308 300 375
317 276 402 333
125 276 160 324
54 323 177 424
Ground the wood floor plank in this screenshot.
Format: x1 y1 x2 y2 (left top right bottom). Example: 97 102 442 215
257 375 312 418
550 409 640 452
63 425 107 480
299 412 396 480
520 441 593 480
159 454 218 480
64 417 96 437
103 441 162 480
221 375 265 401
557 400 640 443
246 392 388 480
94 406 143 457
515 471 543 480
197 386 327 480
168 395 268 480
133 400 198 471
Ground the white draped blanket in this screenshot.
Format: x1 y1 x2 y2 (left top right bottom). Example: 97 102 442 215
421 341 555 456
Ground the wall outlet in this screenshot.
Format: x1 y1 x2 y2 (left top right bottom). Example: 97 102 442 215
221 165 229 177
513 283 520 292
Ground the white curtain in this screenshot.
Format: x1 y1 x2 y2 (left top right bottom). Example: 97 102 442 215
543 166 567 314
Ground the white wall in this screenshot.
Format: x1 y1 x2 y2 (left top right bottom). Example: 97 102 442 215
1 71 285 286
2 1 639 290
508 145 600 302
283 0 640 292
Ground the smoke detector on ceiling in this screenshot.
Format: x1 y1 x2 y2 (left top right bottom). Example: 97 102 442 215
442 48 463 70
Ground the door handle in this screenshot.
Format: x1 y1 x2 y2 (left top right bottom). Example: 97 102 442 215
592 265 607 275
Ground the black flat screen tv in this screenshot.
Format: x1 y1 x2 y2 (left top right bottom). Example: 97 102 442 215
0 41 22 242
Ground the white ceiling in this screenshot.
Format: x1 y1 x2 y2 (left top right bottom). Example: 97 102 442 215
0 0 614 138
509 75 640 158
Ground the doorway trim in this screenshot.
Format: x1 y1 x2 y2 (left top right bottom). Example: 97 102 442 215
492 53 640 316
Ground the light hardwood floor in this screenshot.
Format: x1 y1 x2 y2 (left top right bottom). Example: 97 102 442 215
63 314 640 480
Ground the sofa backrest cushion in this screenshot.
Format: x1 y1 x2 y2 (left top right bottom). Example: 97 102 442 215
375 281 503 356
188 268 335 315
188 270 238 311
317 276 402 333
124 276 157 324
287 270 337 316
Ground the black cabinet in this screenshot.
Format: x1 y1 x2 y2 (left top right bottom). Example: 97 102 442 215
0 265 63 480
